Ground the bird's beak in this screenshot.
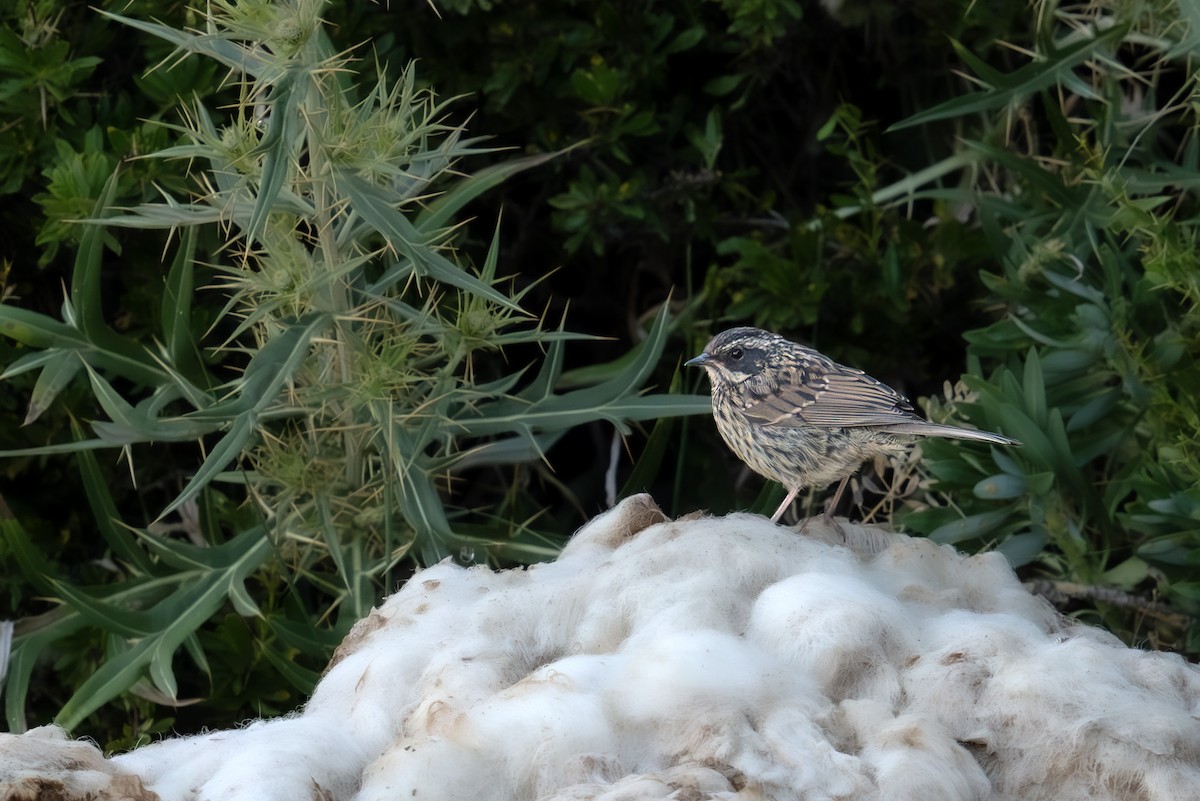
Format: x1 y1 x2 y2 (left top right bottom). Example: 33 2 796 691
685 352 711 367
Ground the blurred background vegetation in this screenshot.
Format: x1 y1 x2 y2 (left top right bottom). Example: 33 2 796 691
1 0 1197 749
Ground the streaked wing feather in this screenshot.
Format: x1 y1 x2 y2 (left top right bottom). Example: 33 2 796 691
741 368 919 429
738 378 823 425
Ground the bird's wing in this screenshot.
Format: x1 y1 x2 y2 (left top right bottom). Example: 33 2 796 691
739 364 919 429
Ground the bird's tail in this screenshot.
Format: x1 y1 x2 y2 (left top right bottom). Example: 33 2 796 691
886 422 1021 446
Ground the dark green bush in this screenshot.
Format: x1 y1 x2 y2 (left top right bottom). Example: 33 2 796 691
886 5 1200 652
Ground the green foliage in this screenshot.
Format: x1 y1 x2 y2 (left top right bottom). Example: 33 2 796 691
889 1 1200 651
385 0 814 264
33 128 119 264
0 1 200 261
1 0 707 739
0 4 101 193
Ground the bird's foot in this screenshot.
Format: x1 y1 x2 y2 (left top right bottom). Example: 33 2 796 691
788 513 845 544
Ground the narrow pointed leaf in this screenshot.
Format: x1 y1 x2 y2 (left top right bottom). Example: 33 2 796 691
230 313 330 410
890 24 1129 131
451 430 568 471
0 439 126 457
460 306 708 437
6 616 86 733
929 506 1015 544
262 645 321 694
149 636 180 699
519 335 566 402
23 351 82 425
0 305 83 349
973 473 1029 500
1023 348 1047 426
83 365 216 443
317 496 354 594
417 149 570 233
162 227 203 380
337 170 522 311
54 527 273 730
75 437 156 574
947 37 1008 87
47 580 151 638
67 173 166 381
159 413 256 519
244 68 302 243
0 308 163 388
72 171 121 344
150 316 327 497
98 11 270 77
401 465 456 567
1 349 62 380
229 581 262 617
585 303 674 403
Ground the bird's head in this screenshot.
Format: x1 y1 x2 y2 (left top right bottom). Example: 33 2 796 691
685 327 780 383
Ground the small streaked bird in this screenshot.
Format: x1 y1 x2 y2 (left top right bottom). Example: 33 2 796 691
686 327 1020 524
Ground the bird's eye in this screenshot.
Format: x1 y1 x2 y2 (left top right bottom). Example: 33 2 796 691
729 347 744 361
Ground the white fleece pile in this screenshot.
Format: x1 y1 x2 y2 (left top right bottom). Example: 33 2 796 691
3 494 1199 801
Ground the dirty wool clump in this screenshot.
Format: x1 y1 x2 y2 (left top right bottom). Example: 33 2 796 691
3 494 1199 801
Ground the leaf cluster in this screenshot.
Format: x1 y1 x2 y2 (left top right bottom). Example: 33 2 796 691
1 0 706 740
888 1 1200 651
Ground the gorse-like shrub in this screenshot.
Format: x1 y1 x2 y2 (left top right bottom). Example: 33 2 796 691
0 0 707 739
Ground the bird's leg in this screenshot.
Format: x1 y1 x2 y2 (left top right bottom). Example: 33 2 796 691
823 475 851 526
770 486 800 523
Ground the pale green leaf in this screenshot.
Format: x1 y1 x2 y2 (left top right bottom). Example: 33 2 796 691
244 68 302 243
23 351 82 426
416 149 571 233
929 507 1015 544
98 10 271 77
337 170 523 312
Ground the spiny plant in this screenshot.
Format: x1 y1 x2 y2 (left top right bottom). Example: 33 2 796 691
0 0 707 737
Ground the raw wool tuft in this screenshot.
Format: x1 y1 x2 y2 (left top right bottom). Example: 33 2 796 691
0 724 157 801
4 493 1200 801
